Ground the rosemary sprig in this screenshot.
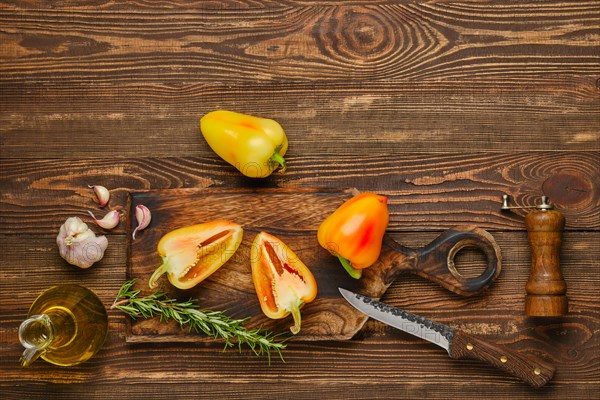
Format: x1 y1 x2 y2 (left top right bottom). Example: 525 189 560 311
111 280 286 362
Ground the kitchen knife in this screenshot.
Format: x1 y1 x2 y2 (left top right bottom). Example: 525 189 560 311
339 288 555 388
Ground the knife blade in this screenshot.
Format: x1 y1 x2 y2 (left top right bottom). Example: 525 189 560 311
339 288 555 388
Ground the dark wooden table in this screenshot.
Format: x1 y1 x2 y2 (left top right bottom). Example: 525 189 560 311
1 1 599 399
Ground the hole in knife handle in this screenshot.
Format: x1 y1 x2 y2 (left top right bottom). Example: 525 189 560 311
448 244 488 279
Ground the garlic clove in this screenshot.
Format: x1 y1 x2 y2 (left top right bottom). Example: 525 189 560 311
88 185 110 207
57 217 108 269
88 210 121 230
132 205 151 240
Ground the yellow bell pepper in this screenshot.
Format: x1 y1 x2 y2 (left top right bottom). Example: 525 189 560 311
317 193 389 279
200 110 288 178
148 220 243 290
250 232 317 334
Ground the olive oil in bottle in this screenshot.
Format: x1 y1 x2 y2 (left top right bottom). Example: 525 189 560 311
19 284 108 366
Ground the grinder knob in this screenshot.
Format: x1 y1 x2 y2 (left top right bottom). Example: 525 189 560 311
501 195 568 317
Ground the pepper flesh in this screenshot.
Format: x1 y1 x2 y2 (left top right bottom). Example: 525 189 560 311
317 192 389 278
149 220 243 290
200 110 288 178
251 232 317 334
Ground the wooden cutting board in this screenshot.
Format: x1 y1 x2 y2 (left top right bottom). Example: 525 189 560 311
126 187 501 342
126 187 368 342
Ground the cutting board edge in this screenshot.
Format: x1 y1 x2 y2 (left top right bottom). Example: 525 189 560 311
127 186 359 199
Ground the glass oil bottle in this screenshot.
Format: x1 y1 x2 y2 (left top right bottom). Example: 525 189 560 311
18 284 108 366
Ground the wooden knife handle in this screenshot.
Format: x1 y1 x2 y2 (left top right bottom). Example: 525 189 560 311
450 330 555 388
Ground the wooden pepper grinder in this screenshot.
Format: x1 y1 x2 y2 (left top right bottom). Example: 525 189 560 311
501 195 568 317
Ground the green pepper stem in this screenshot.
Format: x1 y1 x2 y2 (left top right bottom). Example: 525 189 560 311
149 262 169 289
289 302 303 335
270 151 286 174
337 255 362 279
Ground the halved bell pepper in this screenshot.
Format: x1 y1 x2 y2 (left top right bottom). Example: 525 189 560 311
317 192 389 279
149 220 243 290
250 232 317 334
200 110 288 178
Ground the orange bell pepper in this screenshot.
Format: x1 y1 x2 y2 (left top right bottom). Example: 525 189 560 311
250 232 317 334
317 192 389 279
149 220 243 290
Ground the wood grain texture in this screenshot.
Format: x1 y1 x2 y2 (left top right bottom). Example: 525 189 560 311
1 2 598 84
2 80 599 157
1 153 598 234
1 0 599 397
1 231 598 397
450 329 556 388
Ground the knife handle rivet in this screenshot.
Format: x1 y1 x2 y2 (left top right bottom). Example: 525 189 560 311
534 367 541 375
466 343 474 351
500 356 508 363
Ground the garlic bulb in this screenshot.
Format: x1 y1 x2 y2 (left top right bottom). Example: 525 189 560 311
57 217 108 268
